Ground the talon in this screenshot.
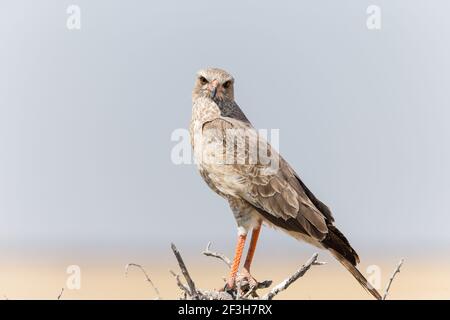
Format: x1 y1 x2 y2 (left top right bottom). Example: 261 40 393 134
221 278 236 292
240 268 258 287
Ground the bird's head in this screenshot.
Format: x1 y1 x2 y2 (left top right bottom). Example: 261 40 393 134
192 68 235 102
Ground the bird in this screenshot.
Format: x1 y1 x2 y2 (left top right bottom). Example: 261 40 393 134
189 67 382 300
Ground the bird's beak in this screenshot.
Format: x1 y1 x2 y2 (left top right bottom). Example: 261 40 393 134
209 79 219 99
210 87 217 99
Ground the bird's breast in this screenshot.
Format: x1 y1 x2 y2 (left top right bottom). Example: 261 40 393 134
190 96 248 198
199 165 246 198
194 127 247 197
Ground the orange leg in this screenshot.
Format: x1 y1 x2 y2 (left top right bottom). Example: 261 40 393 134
226 234 247 289
243 221 262 274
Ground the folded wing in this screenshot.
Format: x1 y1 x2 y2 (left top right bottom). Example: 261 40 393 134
202 116 332 242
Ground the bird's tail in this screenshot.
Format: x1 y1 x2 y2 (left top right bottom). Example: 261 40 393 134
322 225 382 300
329 249 382 300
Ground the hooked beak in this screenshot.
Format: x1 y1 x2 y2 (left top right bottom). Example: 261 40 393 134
210 87 217 99
209 79 219 99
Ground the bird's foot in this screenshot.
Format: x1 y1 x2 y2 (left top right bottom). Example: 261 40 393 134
238 268 258 288
237 269 261 297
223 269 260 297
221 273 272 298
222 277 236 292
222 270 256 291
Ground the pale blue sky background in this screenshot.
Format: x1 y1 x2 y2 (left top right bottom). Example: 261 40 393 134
0 1 449 260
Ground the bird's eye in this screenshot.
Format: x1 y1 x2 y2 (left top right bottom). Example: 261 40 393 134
199 76 208 85
223 81 231 89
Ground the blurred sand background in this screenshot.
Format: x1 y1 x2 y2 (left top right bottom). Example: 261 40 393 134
1 246 449 300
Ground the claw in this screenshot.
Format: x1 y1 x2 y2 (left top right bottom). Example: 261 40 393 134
225 279 236 291
219 277 236 292
240 268 258 287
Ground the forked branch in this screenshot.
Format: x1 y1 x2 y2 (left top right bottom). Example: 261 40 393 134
172 242 324 300
125 242 402 300
262 253 321 300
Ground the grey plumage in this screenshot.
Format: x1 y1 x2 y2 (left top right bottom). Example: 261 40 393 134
213 98 250 124
190 67 381 300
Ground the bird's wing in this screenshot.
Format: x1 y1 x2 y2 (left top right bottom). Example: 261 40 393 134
202 116 331 241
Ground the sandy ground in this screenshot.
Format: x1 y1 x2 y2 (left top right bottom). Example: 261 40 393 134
1 254 449 300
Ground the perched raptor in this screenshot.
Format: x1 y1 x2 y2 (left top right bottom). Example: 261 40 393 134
189 67 381 300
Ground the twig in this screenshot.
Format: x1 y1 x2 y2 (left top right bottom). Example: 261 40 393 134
235 279 242 300
170 270 190 298
169 242 395 300
382 258 404 300
241 285 256 299
171 243 198 299
202 242 231 268
262 253 320 300
125 263 161 299
57 288 64 300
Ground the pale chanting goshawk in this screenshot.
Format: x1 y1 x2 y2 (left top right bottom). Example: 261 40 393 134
189 67 381 300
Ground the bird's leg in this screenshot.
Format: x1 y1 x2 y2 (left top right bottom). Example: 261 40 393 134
241 221 262 286
225 234 247 290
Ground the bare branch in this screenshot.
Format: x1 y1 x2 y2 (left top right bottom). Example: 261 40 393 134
171 243 198 299
241 285 256 299
125 263 161 299
166 243 397 300
235 279 242 300
202 242 231 268
262 253 320 300
170 269 190 298
57 288 64 300
382 258 404 300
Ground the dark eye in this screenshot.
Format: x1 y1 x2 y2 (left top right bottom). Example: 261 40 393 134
199 76 208 85
223 81 231 89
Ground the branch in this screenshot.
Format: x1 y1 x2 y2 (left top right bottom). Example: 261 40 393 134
125 263 161 299
171 243 198 299
168 242 398 300
57 287 64 300
202 241 231 268
169 269 191 299
382 258 404 300
262 253 321 300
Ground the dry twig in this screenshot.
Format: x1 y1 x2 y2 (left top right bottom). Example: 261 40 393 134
126 241 400 300
262 253 320 300
169 270 191 299
382 258 404 300
171 242 323 300
202 242 231 267
57 287 64 300
171 243 199 299
125 263 161 299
